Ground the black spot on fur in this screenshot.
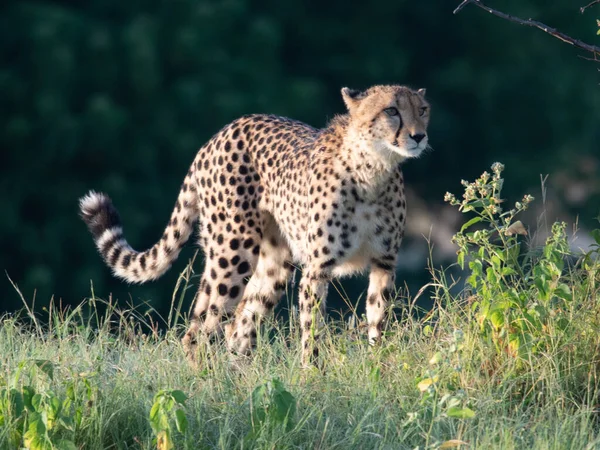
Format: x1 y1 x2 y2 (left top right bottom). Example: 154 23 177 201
320 258 336 269
238 261 250 274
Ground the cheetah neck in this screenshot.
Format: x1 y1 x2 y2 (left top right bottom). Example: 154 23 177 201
338 127 401 196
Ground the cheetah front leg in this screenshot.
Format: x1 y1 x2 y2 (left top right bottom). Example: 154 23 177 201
298 269 329 366
366 259 397 345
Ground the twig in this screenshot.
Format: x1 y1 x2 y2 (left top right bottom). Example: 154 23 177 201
580 0 600 14
454 0 600 59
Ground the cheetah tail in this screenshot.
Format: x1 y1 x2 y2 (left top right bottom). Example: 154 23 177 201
79 185 198 284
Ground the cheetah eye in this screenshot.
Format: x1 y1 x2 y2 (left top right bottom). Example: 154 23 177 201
384 107 399 117
419 107 428 117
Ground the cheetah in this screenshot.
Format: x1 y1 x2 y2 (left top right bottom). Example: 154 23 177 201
79 85 431 364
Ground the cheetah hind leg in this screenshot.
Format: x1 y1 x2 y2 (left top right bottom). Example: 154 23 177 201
183 249 257 366
226 224 293 356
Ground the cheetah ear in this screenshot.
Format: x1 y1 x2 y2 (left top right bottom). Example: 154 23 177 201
341 87 364 111
417 88 427 97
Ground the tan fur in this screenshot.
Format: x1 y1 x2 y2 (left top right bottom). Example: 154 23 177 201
79 84 431 365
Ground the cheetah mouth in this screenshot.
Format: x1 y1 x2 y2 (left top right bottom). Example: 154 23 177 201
385 141 424 159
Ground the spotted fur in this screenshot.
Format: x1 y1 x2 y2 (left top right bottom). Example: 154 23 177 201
79 84 431 364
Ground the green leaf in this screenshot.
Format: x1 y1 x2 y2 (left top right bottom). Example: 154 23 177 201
467 200 485 210
369 365 381 383
591 229 600 245
486 267 497 284
24 412 47 449
175 408 188 433
460 216 483 232
457 250 465 270
59 415 75 432
8 388 24 417
23 430 52 450
554 283 572 301
55 440 78 450
272 390 296 427
149 402 161 432
469 259 483 276
501 267 516 277
164 397 175 412
33 360 54 381
150 402 160 420
50 395 61 415
534 275 548 300
22 385 35 411
31 393 42 412
447 406 476 419
171 390 187 405
251 384 267 410
490 310 504 330
158 410 170 432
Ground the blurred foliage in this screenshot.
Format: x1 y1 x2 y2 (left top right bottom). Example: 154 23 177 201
0 0 599 315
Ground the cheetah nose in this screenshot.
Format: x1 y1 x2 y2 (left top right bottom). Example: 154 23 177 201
411 133 426 144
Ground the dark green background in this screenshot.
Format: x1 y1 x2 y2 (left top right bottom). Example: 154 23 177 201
1 0 598 318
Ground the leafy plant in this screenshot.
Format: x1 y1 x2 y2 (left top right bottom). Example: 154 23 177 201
246 378 296 442
408 329 474 449
581 222 600 275
0 360 95 450
445 163 575 363
148 389 188 450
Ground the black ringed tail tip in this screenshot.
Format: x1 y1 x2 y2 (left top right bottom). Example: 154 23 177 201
79 191 122 239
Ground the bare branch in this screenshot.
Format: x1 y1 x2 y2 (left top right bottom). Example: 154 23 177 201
453 0 473 15
454 0 600 60
580 0 600 14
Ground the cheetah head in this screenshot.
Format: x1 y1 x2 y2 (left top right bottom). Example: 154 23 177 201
341 85 430 161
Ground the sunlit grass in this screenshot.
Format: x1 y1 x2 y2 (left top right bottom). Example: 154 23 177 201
2 271 600 450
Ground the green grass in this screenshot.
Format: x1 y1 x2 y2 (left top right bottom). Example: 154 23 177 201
2 275 600 449
2 165 600 449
